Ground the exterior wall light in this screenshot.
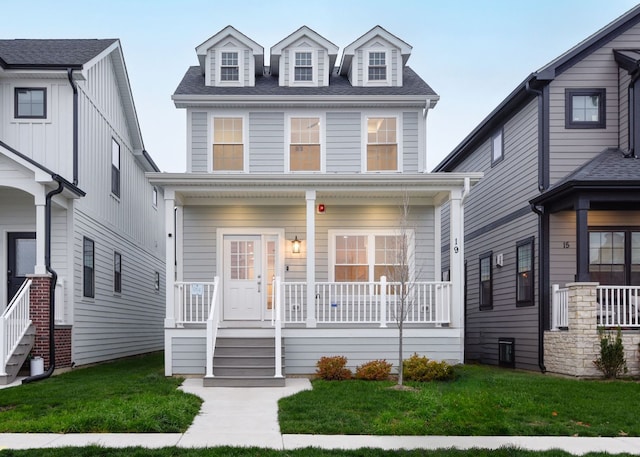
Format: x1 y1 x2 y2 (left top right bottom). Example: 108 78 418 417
292 236 301 254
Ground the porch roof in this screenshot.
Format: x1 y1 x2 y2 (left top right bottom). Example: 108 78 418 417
146 172 483 203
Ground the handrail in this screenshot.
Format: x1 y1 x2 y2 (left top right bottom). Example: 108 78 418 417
0 279 32 376
175 281 217 325
274 276 283 378
204 277 220 379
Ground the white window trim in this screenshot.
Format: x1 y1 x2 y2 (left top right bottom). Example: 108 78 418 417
208 112 248 173
284 113 325 173
289 49 317 87
328 229 415 283
215 48 244 87
364 50 391 87
11 84 52 123
361 113 403 173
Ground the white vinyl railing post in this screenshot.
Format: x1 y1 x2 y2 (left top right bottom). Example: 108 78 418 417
0 315 6 377
274 276 283 378
205 277 220 379
551 284 560 331
379 276 387 328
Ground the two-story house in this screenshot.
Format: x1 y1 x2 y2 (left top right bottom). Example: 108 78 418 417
149 26 481 386
0 39 165 383
434 5 640 377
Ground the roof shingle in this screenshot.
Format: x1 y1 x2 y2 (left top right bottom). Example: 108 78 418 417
0 39 117 68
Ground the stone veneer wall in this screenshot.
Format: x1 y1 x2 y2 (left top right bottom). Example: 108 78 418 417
544 282 640 378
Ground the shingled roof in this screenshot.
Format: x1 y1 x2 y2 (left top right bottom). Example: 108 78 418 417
173 66 437 98
0 39 116 68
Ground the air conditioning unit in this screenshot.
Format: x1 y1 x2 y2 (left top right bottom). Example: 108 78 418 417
495 253 504 267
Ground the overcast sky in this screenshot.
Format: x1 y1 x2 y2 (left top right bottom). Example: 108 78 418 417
2 0 639 172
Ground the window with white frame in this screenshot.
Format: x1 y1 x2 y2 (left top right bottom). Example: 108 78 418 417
212 117 243 171
294 52 313 82
111 138 120 197
368 51 387 81
332 232 412 282
220 51 239 81
367 117 398 171
290 117 320 171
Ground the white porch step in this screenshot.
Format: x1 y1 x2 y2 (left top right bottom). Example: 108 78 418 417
203 375 285 387
0 324 35 385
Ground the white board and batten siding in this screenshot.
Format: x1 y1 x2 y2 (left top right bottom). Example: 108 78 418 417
548 21 640 186
69 52 165 365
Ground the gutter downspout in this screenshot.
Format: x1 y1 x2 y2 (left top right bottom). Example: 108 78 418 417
66 68 79 186
530 203 546 373
22 176 65 384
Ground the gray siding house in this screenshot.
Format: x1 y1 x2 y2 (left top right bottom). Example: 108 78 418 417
0 39 165 383
434 5 640 377
149 26 481 386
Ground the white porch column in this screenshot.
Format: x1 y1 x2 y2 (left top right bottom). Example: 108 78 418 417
306 190 317 328
34 189 46 275
449 188 464 362
165 190 176 328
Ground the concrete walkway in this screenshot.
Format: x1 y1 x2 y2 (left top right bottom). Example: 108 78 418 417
0 377 640 455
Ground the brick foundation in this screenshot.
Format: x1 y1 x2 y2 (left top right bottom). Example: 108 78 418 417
28 275 72 370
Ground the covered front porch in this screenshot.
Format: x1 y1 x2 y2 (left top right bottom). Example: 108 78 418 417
151 173 481 379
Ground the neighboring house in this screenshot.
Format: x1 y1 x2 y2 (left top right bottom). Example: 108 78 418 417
434 5 640 377
149 26 481 386
0 39 165 383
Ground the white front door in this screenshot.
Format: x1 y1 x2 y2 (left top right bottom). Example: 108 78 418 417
223 236 263 320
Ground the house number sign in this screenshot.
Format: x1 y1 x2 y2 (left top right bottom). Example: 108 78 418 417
191 283 204 296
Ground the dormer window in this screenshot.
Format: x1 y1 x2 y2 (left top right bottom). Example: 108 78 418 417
220 52 239 81
368 52 387 81
294 52 313 81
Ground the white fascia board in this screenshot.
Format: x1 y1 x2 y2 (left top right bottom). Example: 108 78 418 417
81 40 119 74
172 94 434 108
196 26 263 57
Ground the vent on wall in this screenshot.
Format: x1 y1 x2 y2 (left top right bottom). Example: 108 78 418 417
498 338 515 368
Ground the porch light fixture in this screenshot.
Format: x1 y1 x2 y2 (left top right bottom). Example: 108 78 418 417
292 236 301 254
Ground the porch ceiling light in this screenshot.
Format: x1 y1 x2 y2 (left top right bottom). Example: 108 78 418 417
292 236 301 254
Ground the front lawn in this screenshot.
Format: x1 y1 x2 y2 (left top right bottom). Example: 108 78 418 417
0 352 201 433
279 364 640 436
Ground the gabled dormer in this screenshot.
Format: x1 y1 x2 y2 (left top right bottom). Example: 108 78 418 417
270 26 338 87
196 26 264 87
339 26 412 87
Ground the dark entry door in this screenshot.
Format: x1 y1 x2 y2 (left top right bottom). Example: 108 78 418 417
7 232 36 302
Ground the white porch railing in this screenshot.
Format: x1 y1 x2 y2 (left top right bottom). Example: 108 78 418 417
204 277 220 378
551 284 569 330
175 282 217 325
0 279 32 376
280 278 452 326
273 277 283 378
596 285 640 328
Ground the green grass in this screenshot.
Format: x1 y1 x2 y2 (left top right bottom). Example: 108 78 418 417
0 448 634 457
0 352 202 433
279 364 640 436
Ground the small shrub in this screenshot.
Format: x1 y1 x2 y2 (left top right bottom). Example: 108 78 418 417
355 359 393 380
315 355 352 380
403 353 454 382
594 327 627 379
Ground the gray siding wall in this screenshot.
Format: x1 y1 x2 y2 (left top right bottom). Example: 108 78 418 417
172 335 206 375
619 68 630 151
442 97 540 370
182 204 435 283
326 112 361 173
549 212 576 289
190 112 208 172
249 112 284 173
548 22 640 185
403 111 419 172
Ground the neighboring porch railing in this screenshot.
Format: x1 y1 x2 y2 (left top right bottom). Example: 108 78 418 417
596 285 640 328
280 278 452 326
175 281 217 325
204 277 221 379
0 279 32 376
272 277 283 378
551 284 569 330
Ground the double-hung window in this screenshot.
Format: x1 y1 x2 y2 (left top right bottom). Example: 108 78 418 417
368 52 387 81
332 231 412 283
367 117 398 171
479 252 492 310
565 88 605 129
212 117 243 171
290 117 320 171
516 238 534 306
83 237 95 298
111 138 120 197
114 252 122 294
15 88 46 119
294 52 313 82
220 52 239 81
